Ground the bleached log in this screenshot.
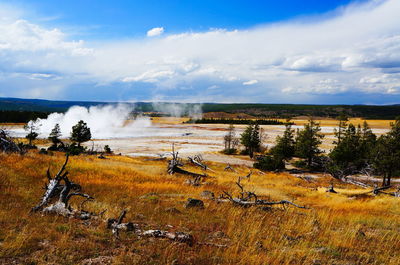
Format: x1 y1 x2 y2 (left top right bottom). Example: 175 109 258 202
32 155 70 212
32 155 98 219
167 144 208 179
108 210 194 245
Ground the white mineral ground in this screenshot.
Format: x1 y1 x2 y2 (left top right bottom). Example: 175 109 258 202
3 121 390 167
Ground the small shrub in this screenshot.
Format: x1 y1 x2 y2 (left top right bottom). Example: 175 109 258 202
67 143 85 156
254 155 285 171
223 148 237 155
293 159 307 169
104 145 112 154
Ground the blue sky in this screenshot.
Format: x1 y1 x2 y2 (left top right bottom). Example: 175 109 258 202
0 0 399 104
16 0 360 39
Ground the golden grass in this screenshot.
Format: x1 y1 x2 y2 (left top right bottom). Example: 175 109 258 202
1 152 400 264
292 118 394 129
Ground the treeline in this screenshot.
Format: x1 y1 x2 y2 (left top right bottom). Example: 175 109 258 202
186 118 289 125
201 104 400 119
222 116 400 187
0 110 50 123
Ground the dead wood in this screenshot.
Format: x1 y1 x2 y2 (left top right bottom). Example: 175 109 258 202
167 144 208 180
108 210 194 245
219 176 308 209
32 155 99 219
188 154 214 171
224 164 236 172
326 184 337 193
0 129 23 153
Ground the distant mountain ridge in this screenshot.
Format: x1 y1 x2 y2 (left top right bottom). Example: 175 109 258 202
1 97 400 119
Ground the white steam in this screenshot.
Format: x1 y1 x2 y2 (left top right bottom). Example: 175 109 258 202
152 103 202 119
35 104 152 139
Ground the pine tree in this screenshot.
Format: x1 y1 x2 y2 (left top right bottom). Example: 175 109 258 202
373 118 400 186
295 119 324 167
330 123 362 170
48 123 62 145
250 123 261 153
333 114 348 144
240 123 261 158
223 124 239 154
240 124 253 156
70 120 91 147
24 120 39 146
270 123 295 160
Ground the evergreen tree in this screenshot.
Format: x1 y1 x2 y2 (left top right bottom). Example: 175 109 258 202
270 123 295 160
70 120 91 147
48 123 61 145
295 119 324 167
223 124 239 154
240 124 253 156
250 123 261 153
329 123 363 170
359 121 376 162
24 120 39 146
333 114 348 144
240 123 261 158
373 118 400 186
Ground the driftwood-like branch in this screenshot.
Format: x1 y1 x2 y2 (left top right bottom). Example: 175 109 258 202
224 164 236 172
32 155 98 219
220 193 308 209
108 210 194 245
188 154 214 171
168 144 208 180
188 155 206 170
220 177 308 209
0 129 23 153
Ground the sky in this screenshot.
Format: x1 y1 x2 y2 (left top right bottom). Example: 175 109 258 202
0 0 400 104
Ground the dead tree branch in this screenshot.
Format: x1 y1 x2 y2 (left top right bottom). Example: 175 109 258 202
224 164 236 172
0 129 23 153
167 144 208 180
220 177 308 209
31 155 98 219
107 210 194 245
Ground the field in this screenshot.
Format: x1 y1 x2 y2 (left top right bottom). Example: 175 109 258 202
1 151 400 264
1 118 400 264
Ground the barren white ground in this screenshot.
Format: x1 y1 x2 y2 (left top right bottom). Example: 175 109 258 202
3 121 390 167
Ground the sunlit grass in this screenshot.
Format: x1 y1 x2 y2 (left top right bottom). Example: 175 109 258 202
1 151 399 264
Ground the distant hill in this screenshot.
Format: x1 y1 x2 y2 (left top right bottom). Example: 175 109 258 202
1 97 400 119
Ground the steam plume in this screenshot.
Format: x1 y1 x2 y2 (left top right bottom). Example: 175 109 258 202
152 103 202 119
35 104 151 139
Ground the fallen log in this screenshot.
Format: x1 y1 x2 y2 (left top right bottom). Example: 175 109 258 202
221 191 308 209
108 210 194 245
167 144 208 179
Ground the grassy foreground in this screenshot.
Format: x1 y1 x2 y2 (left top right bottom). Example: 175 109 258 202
1 152 400 264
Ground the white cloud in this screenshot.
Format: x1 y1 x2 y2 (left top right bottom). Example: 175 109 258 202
1 0 400 102
146 27 164 37
242 80 258 86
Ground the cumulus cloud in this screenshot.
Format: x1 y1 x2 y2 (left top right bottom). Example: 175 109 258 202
243 80 258 86
147 27 164 37
1 1 400 103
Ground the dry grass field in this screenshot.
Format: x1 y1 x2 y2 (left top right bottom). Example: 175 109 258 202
1 150 400 264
